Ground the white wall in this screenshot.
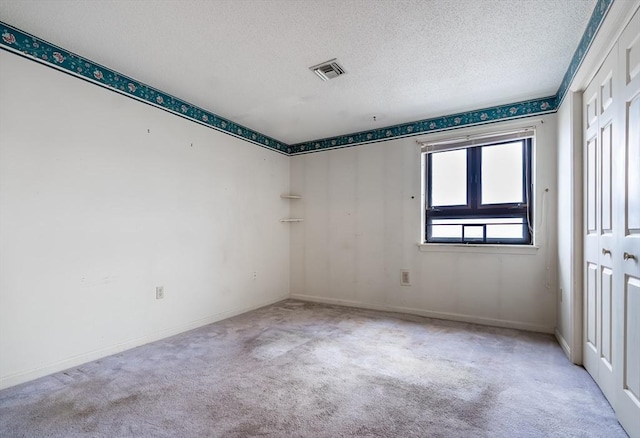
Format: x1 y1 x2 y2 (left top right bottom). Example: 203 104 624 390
290 115 558 333
556 92 583 362
0 51 290 389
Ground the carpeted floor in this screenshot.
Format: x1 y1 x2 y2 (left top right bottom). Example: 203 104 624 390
0 300 627 437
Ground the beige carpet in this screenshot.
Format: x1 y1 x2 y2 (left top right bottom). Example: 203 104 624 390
0 300 627 437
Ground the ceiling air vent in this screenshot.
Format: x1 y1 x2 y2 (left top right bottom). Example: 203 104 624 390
310 59 346 81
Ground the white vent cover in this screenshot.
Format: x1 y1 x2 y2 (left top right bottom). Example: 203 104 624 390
309 59 346 81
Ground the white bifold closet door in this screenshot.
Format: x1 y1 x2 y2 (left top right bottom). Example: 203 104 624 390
615 8 640 437
583 35 617 408
583 9 640 438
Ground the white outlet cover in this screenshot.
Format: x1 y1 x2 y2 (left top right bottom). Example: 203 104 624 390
400 270 411 286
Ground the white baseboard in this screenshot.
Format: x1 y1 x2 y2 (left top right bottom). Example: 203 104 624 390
0 294 288 390
555 328 572 360
291 293 554 334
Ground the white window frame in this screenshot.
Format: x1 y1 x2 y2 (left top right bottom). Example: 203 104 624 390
418 120 540 251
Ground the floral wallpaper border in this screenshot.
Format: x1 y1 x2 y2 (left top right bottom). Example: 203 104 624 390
0 0 614 156
0 22 289 155
556 0 614 105
289 96 556 154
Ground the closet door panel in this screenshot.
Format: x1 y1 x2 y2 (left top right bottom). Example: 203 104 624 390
615 9 640 437
583 45 617 403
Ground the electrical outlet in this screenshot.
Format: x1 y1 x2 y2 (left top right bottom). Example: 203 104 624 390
156 286 164 300
400 269 411 286
253 271 257 281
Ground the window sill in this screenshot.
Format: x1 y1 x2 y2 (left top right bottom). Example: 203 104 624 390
417 243 539 255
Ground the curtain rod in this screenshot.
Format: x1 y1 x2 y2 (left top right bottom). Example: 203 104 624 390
415 125 537 147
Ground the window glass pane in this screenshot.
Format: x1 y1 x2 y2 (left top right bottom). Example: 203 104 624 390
486 219 525 239
433 218 516 225
481 142 523 204
463 225 484 239
431 149 467 206
430 224 462 239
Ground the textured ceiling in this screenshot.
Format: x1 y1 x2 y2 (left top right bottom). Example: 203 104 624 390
0 0 597 145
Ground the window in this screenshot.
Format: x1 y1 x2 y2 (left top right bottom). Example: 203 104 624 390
422 130 533 244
